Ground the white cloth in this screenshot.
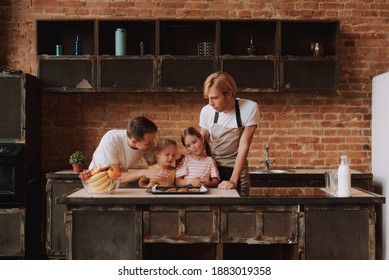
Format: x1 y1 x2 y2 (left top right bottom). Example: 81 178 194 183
89 129 155 171
200 98 260 140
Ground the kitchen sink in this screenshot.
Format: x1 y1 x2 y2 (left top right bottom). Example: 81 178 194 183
249 169 291 174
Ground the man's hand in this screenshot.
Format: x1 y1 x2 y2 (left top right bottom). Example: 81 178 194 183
143 168 169 179
79 170 92 181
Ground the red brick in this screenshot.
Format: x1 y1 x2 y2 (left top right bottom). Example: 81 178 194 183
1 0 381 175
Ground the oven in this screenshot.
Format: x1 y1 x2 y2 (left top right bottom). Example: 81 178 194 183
0 143 24 205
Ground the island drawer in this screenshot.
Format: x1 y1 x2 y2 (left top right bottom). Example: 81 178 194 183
143 205 220 243
221 205 298 244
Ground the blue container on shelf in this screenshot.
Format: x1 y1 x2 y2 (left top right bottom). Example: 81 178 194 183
115 28 126 56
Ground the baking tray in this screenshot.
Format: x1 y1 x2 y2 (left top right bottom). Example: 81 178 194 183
150 185 208 194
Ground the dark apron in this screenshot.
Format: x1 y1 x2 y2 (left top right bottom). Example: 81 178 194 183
210 99 250 192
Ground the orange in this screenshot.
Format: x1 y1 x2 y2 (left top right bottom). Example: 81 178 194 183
108 168 121 179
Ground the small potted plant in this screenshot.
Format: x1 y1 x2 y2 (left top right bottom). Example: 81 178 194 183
69 150 86 173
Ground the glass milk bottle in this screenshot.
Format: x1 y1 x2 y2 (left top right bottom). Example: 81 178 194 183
337 155 351 197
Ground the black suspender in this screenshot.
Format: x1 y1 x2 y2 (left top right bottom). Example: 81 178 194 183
213 99 242 128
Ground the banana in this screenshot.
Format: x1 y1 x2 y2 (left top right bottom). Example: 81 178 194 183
91 177 111 192
89 174 109 188
90 168 101 176
87 171 108 184
93 180 114 194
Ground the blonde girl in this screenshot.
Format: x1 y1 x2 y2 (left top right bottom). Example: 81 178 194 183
139 138 177 188
176 127 219 187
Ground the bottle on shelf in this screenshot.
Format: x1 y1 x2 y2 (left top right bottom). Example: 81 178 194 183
75 35 83 55
115 28 126 56
140 41 145 56
247 36 258 55
337 155 351 197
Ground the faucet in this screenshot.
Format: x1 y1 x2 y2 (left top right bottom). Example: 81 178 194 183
262 144 270 170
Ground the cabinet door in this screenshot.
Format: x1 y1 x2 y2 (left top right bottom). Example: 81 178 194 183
221 205 298 244
221 56 277 92
281 58 338 92
46 177 82 259
159 57 217 92
304 205 375 259
38 57 96 92
66 206 142 260
0 208 25 257
143 205 220 243
0 75 23 142
98 56 156 91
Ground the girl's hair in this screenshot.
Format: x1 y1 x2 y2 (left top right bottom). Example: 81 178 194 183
181 127 212 157
154 138 177 161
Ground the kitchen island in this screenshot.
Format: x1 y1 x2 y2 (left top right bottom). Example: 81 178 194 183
58 186 384 260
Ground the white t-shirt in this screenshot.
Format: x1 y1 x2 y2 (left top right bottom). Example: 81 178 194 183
89 129 155 171
199 98 260 140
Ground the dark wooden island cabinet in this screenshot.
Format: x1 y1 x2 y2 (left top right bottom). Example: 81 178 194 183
57 186 384 260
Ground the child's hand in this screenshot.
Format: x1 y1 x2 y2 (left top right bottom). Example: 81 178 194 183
146 181 156 188
187 178 202 186
199 177 210 186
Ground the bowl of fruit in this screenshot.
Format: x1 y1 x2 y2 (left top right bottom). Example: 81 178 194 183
82 167 121 194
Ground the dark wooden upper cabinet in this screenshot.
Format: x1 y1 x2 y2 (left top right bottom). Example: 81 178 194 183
36 20 96 92
158 20 217 92
97 20 157 92
220 20 278 92
280 20 339 92
36 19 339 93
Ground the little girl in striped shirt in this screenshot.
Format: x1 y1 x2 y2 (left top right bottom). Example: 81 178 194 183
176 127 219 187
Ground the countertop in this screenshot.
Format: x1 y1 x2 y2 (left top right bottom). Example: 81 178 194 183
58 187 385 206
47 168 371 179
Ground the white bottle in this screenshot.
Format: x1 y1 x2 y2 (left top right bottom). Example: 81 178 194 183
337 155 351 197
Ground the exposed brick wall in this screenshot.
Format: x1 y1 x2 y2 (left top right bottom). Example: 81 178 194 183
2 0 389 175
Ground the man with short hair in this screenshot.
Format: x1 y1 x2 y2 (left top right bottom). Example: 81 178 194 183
80 116 168 184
